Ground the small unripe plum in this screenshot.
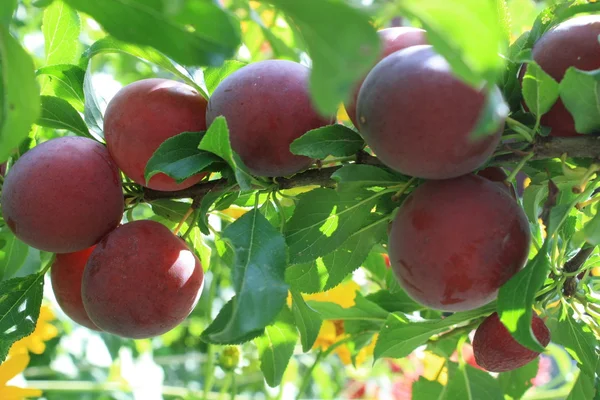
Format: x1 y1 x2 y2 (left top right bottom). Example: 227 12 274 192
82 220 204 339
1 137 124 253
388 174 530 311
473 312 551 372
357 45 504 179
344 27 428 129
104 78 209 191
206 60 332 177
523 15 600 137
51 247 100 330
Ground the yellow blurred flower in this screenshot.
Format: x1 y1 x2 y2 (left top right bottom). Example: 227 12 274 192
421 351 448 385
0 351 42 400
12 306 58 355
337 103 350 124
298 281 377 366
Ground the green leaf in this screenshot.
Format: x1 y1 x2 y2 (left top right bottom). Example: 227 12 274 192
203 60 246 95
397 0 507 87
320 216 387 290
36 64 85 112
290 125 363 159
576 203 600 246
442 363 504 400
307 293 388 321
82 64 104 138
374 304 494 360
0 28 41 163
284 187 384 264
285 261 325 294
470 85 509 139
290 290 322 352
198 116 254 191
37 95 91 138
0 228 30 281
567 368 597 400
497 358 539 400
547 308 598 377
82 36 205 97
0 0 17 25
63 0 240 67
204 210 288 344
497 245 551 352
559 67 600 135
412 377 444 400
255 307 298 388
42 0 81 65
145 131 218 184
0 271 46 363
201 297 264 344
260 0 380 115
150 200 192 223
331 164 405 190
365 289 424 314
522 61 559 119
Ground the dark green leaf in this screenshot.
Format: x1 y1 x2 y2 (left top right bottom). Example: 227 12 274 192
255 307 298 387
284 187 384 264
285 261 325 294
82 36 204 96
412 377 444 400
64 0 240 67
567 368 597 400
307 293 388 321
260 0 380 115
522 61 559 119
203 60 246 95
0 228 30 281
290 124 363 159
42 0 81 65
290 290 322 352
497 358 539 399
205 210 288 344
36 64 85 111
197 191 225 235
145 131 218 184
547 308 598 377
0 0 17 25
497 245 551 352
201 297 264 344
331 164 405 190
374 304 494 360
442 362 504 400
0 271 46 362
37 95 91 138
559 67 600 134
0 27 41 163
198 116 254 191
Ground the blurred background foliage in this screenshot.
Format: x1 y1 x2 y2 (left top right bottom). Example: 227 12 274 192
0 0 592 399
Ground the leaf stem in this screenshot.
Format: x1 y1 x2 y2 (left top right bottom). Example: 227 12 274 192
506 117 535 143
173 206 195 236
203 262 222 400
506 152 534 182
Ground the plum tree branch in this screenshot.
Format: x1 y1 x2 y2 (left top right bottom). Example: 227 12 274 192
142 135 600 202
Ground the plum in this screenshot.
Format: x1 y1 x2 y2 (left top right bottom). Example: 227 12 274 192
357 45 504 179
523 15 600 137
51 247 100 330
206 60 332 177
388 174 531 311
344 27 428 129
1 137 124 253
104 78 209 191
477 166 517 198
82 220 204 339
473 312 550 372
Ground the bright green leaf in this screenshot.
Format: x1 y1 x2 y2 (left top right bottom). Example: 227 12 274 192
0 228 30 281
36 64 85 111
497 358 539 399
203 60 246 95
37 95 91 138
412 377 444 400
307 293 389 322
0 0 17 25
522 61 559 119
567 368 597 400
42 0 81 65
0 28 41 163
559 67 600 135
331 164 406 190
442 362 504 400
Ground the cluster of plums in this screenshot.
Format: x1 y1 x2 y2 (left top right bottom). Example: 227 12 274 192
1 14 597 367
